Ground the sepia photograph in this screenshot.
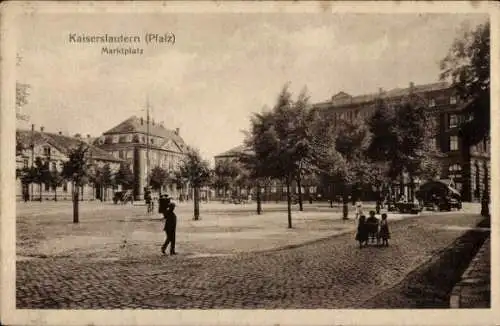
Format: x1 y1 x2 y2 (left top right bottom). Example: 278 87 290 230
1 1 498 325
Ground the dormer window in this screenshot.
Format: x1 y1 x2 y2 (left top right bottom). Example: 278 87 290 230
450 96 457 105
112 135 119 143
429 99 436 107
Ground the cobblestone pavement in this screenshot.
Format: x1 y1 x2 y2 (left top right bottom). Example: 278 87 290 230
17 213 485 309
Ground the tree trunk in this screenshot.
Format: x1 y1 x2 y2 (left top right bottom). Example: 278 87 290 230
39 183 43 201
375 186 381 214
73 183 79 223
54 187 57 202
256 186 262 215
481 164 490 217
296 176 303 211
286 178 292 228
194 187 200 220
329 184 334 208
342 186 349 220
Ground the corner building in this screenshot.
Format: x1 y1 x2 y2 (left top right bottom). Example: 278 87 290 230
94 116 189 200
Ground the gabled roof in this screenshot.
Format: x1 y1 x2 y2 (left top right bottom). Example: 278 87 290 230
16 129 124 162
214 144 253 158
102 116 187 152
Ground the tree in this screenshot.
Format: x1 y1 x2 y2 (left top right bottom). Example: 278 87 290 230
238 149 269 215
246 85 316 227
366 96 440 203
114 163 134 191
31 157 51 202
179 149 211 220
49 168 64 201
149 166 169 195
62 143 91 223
440 21 490 216
100 164 113 201
213 159 240 201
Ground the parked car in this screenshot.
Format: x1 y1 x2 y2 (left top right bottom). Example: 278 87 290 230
416 180 462 212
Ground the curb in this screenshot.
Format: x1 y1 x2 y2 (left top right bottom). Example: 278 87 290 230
449 236 490 308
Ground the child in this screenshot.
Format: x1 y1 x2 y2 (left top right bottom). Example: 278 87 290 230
366 210 379 244
355 215 368 248
379 213 391 246
354 199 363 220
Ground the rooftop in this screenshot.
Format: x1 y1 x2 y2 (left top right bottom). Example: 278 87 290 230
314 81 451 109
16 129 124 163
214 144 253 158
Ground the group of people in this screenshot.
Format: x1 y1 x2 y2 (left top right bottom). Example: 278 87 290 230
355 210 391 248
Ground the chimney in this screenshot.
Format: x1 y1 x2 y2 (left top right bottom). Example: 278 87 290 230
152 119 155 126
87 134 90 139
160 121 164 127
175 128 180 136
31 124 35 132
40 126 44 132
409 82 415 93
140 117 144 125
58 131 62 135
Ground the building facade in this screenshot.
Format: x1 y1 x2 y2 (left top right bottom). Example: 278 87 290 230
94 116 189 200
16 127 124 201
312 81 490 202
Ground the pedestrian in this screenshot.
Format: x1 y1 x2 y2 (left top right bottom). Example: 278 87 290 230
161 202 177 255
379 213 391 246
366 210 379 244
355 215 368 248
355 199 363 220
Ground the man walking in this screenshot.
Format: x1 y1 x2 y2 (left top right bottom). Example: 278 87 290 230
161 202 177 255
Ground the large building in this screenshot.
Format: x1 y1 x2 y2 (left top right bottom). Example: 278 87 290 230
94 116 189 200
16 126 124 201
313 81 490 202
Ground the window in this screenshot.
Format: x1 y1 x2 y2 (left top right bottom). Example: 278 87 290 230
23 158 29 168
43 146 51 157
283 187 288 193
449 136 459 151
449 114 458 128
51 162 57 171
112 136 119 143
429 99 436 107
271 187 277 193
63 182 68 192
450 96 457 104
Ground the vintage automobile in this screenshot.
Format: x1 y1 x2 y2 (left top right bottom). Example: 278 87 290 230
416 180 462 212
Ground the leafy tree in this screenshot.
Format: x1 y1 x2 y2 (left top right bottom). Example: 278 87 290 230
114 162 134 191
62 143 91 223
49 168 64 201
149 166 169 195
238 148 269 215
246 85 316 227
101 164 113 201
213 159 240 201
32 157 51 202
391 97 440 200
179 148 211 220
366 97 440 204
440 21 490 216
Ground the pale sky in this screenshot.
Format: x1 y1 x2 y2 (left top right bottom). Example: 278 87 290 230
15 11 488 163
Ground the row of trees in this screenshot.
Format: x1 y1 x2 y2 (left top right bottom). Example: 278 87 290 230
241 84 440 228
17 153 135 202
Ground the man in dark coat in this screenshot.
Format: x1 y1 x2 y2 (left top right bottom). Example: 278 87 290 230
161 202 177 255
